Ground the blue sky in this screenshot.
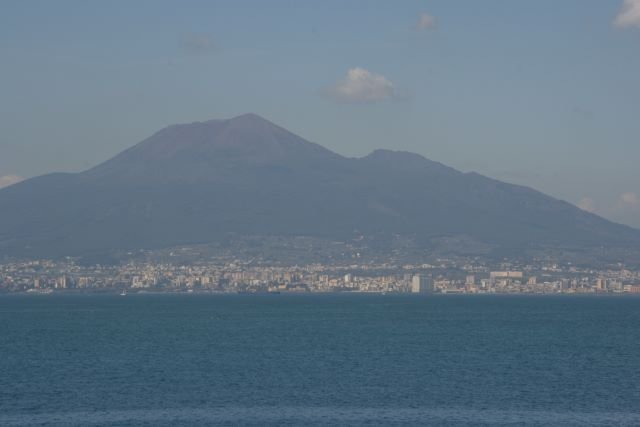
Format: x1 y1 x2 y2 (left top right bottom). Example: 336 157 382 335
1 0 640 226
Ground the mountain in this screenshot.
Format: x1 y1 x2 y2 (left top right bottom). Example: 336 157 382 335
1 113 639 259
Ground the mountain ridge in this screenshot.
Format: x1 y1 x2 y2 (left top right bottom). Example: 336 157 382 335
0 113 638 259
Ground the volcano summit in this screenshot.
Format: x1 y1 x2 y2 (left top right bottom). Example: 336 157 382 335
0 114 638 259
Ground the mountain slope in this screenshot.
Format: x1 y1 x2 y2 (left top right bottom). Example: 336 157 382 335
0 114 638 258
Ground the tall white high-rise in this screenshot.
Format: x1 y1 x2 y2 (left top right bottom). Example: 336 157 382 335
411 275 433 293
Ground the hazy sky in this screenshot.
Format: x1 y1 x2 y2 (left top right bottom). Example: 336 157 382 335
1 0 640 227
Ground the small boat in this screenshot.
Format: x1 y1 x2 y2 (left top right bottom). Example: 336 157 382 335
120 290 127 296
27 288 53 295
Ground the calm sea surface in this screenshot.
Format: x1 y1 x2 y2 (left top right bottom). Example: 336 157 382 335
1 294 639 426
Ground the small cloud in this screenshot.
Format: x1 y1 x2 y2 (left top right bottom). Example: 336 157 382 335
416 13 436 31
0 175 23 189
578 197 597 213
179 33 217 53
326 68 395 104
620 192 640 208
614 0 640 29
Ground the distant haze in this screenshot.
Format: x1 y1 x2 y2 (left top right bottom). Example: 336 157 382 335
1 114 638 259
1 1 639 227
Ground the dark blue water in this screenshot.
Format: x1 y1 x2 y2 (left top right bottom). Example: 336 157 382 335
1 294 639 426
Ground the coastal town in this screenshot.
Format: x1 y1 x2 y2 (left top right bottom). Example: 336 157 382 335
2 253 640 295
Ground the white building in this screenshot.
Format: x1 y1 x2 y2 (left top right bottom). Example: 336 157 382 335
411 275 433 293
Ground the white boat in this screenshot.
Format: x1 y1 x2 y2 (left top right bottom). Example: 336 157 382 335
27 288 53 295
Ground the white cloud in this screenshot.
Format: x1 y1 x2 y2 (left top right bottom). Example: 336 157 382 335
0 175 23 189
620 192 640 207
326 68 395 104
614 0 640 29
179 33 217 53
416 13 436 30
578 197 597 213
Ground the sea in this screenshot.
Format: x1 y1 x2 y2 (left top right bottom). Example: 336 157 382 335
1 294 639 426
